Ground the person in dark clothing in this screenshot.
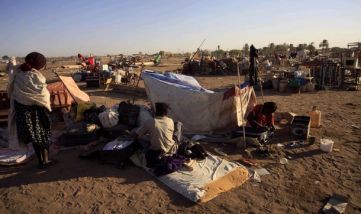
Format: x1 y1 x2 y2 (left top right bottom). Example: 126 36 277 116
249 45 259 85
247 102 277 131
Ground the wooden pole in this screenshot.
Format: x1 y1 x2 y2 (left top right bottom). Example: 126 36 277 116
256 60 265 103
237 64 247 149
259 76 265 104
132 66 144 104
189 39 206 62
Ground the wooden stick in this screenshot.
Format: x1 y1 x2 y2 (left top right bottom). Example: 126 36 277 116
132 66 144 104
259 76 265 104
237 64 247 148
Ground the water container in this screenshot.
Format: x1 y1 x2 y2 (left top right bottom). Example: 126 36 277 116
308 106 321 128
320 138 334 152
272 78 279 90
279 80 288 92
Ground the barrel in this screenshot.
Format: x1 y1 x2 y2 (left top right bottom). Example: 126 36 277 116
279 80 288 92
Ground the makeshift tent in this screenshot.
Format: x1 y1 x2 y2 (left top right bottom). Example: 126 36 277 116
47 75 90 108
141 71 257 133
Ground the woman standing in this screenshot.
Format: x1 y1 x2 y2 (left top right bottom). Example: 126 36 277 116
8 52 54 168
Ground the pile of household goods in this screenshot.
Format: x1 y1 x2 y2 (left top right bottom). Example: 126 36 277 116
182 56 240 76
262 65 315 93
72 54 143 88
55 101 152 147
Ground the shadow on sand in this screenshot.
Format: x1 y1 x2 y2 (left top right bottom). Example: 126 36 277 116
0 149 195 208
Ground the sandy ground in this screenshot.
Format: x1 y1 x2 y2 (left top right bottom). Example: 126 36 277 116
1 58 361 213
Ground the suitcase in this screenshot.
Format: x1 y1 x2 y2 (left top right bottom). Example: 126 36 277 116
86 76 100 88
99 138 139 166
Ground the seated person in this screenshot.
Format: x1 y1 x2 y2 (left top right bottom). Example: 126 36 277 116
133 102 178 167
247 102 277 131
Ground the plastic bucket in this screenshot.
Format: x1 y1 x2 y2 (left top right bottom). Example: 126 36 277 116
320 138 334 152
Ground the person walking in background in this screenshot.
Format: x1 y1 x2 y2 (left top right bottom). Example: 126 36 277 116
6 56 17 76
8 52 55 168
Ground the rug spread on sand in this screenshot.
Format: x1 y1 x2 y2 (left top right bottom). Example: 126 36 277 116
131 152 249 202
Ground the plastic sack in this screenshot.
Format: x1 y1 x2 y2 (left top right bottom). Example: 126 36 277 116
98 108 119 128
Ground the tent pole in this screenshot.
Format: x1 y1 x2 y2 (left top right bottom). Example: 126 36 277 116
259 76 265 104
132 66 144 104
237 64 247 149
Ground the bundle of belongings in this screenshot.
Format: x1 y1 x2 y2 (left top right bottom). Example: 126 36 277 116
58 101 152 147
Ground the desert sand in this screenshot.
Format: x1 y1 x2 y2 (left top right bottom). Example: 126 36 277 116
0 58 361 213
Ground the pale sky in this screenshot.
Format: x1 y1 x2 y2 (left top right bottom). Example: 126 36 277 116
0 0 360 57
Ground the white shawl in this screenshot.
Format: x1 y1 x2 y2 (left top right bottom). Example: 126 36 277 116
7 67 51 150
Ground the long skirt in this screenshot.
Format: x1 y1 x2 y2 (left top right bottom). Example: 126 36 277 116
14 100 51 149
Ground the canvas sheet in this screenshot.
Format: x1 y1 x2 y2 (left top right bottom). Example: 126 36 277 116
141 71 256 133
47 76 90 107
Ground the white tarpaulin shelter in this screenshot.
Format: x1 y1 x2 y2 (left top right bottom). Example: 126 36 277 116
141 71 257 133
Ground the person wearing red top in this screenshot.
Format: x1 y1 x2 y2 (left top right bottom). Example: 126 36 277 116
247 102 277 131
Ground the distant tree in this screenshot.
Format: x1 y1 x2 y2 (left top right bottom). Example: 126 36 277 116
211 49 226 58
307 42 316 53
159 51 165 56
289 44 295 52
184 52 192 58
229 49 242 57
330 47 345 53
2 55 9 60
269 43 275 52
275 43 288 53
202 49 211 56
319 39 329 51
296 43 308 51
262 47 272 56
243 43 250 56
